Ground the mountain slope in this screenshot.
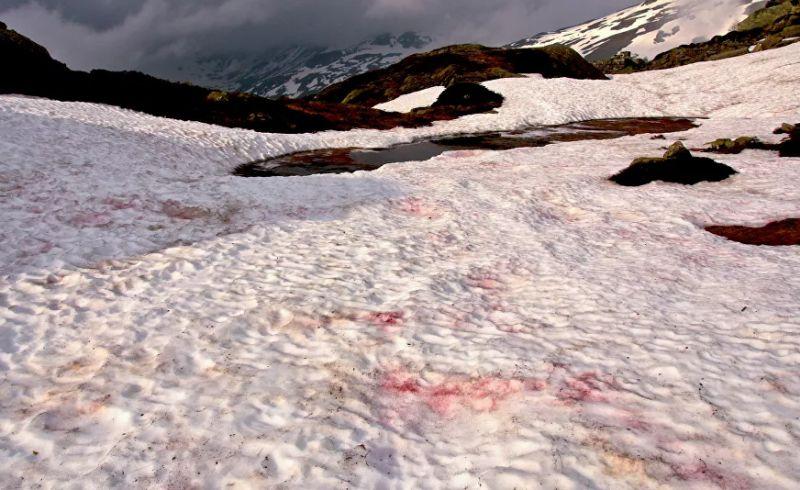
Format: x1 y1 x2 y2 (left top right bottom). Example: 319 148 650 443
0 23 504 134
313 44 607 107
510 0 768 61
149 33 433 98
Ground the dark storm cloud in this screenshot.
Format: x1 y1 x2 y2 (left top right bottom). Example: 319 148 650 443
0 0 637 70
1 0 147 29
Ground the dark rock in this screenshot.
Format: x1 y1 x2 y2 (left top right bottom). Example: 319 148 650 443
610 142 737 186
779 126 800 157
663 141 692 159
593 51 647 74
773 123 797 134
705 136 773 154
312 44 606 107
707 218 800 246
431 83 504 110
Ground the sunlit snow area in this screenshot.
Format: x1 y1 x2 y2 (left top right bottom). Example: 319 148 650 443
1 43 799 488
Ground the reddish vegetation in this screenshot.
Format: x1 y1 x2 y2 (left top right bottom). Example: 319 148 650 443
707 218 800 246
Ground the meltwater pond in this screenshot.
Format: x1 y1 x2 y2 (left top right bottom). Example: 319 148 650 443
235 117 698 177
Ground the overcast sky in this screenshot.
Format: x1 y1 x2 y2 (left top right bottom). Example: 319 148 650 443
0 0 638 70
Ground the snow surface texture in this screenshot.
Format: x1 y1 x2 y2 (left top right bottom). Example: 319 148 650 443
1 44 800 488
373 86 446 113
511 0 765 61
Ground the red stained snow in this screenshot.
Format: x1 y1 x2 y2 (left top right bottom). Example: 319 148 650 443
395 197 440 219
161 200 209 220
556 371 616 405
380 369 546 416
102 196 139 210
465 269 504 290
367 311 405 329
671 460 751 490
67 211 112 227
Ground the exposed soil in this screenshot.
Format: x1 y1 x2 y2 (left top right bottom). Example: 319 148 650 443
234 117 697 178
707 219 800 246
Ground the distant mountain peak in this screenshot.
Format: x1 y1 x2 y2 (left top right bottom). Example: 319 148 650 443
509 0 768 61
145 32 435 99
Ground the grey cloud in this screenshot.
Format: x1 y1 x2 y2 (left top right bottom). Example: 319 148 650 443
0 0 637 70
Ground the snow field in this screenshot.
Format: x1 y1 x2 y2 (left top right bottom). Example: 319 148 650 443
0 43 799 488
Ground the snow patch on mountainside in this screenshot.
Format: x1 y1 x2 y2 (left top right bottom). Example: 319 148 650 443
511 0 767 61
373 86 446 113
147 32 433 98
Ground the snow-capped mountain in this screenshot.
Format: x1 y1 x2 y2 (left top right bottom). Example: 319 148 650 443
509 0 768 61
148 32 432 98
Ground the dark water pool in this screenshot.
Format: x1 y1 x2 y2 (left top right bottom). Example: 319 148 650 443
235 117 698 177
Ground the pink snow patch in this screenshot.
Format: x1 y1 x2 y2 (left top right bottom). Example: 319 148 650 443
161 200 209 220
446 150 485 158
395 197 440 219
380 369 546 417
556 371 616 405
67 211 112 227
102 197 138 210
368 311 405 326
671 460 751 490
466 270 504 290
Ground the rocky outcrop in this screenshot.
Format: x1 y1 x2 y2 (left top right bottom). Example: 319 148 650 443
0 20 72 95
704 136 774 154
707 218 800 246
700 124 800 156
312 44 606 107
592 51 647 74
610 142 738 186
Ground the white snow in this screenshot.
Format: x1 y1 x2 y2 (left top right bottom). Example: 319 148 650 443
1 44 799 488
373 86 446 113
513 0 764 61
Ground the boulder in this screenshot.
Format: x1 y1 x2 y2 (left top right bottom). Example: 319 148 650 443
593 51 648 74
431 83 504 110
779 126 800 157
610 142 738 186
773 122 796 134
